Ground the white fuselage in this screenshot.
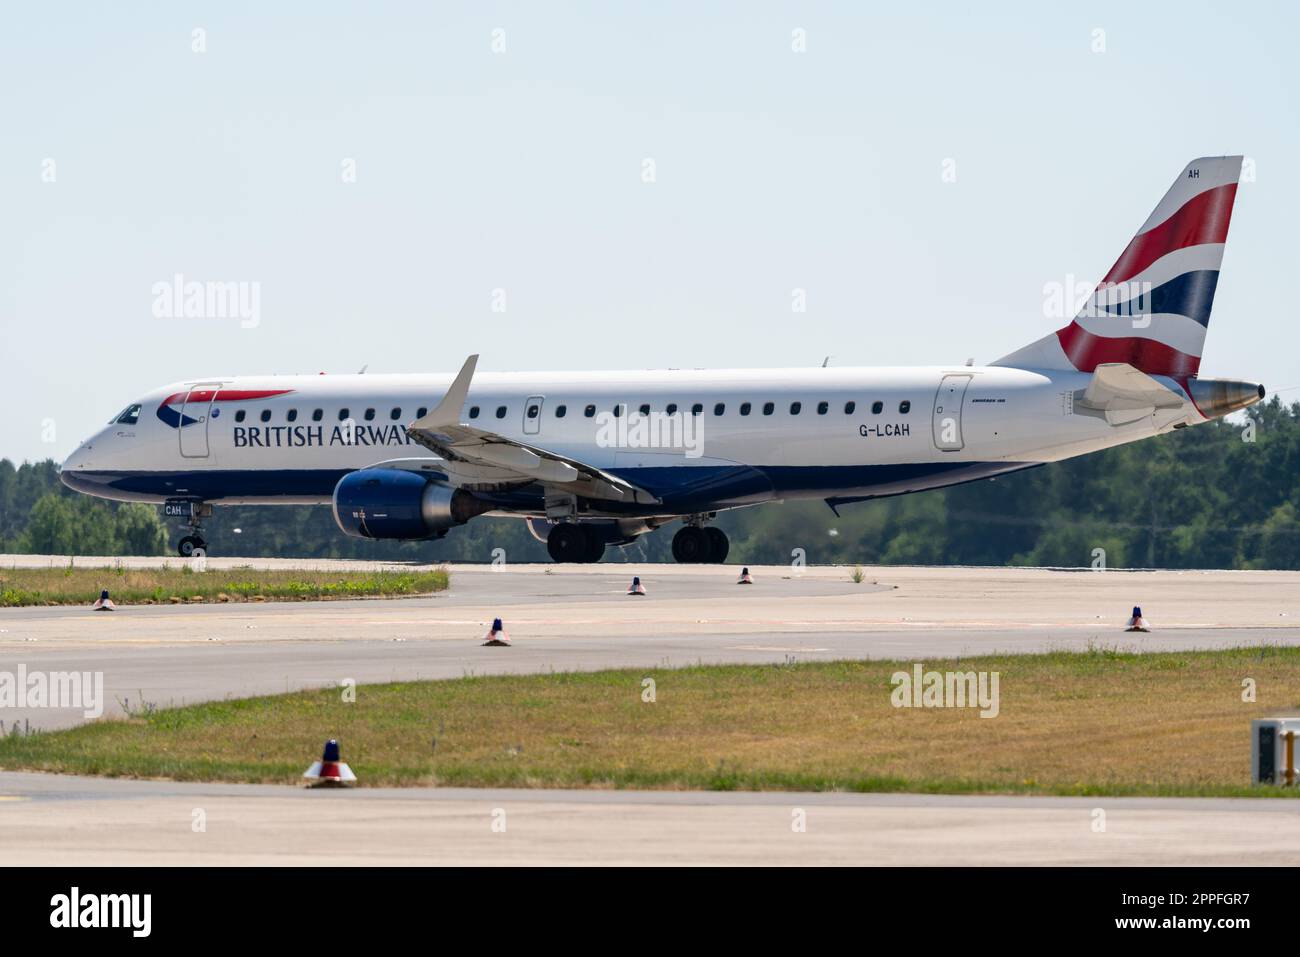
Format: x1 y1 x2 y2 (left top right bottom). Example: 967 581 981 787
61 364 1200 519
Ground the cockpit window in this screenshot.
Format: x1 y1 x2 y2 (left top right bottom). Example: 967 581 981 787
113 404 142 425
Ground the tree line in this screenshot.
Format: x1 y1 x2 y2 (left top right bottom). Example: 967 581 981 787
3 396 1297 568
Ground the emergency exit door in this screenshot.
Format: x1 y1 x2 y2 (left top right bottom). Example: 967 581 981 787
523 395 544 435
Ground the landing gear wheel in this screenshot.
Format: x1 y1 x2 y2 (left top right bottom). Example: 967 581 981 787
547 523 588 563
704 527 729 564
671 525 710 564
581 526 606 563
177 535 206 557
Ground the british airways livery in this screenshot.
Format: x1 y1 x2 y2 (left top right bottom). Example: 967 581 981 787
62 158 1263 563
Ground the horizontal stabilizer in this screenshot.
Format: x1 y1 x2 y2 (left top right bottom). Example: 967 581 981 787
1075 362 1185 426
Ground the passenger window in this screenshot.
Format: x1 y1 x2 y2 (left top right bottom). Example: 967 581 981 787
338 408 350 421
817 401 828 415
762 402 774 416
416 407 427 418
612 404 622 418
714 402 725 415
844 401 856 414
740 402 752 416
235 410 246 423
666 403 678 415
286 409 298 422
364 408 376 421
390 408 402 421
527 403 539 418
312 409 323 422
790 401 801 415
872 401 883 414
691 403 703 415
496 405 507 419
469 406 480 419
639 403 651 416
555 405 567 418
260 409 272 423
900 400 911 414
584 404 596 418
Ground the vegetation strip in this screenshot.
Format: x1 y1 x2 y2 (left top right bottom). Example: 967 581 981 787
0 566 448 606
1 646 1296 796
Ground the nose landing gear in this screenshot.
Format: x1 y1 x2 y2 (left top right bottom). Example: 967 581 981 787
166 500 212 557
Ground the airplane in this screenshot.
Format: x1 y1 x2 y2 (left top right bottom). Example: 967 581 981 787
61 156 1263 563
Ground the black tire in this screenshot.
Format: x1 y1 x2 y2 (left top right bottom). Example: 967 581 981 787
581 526 606 563
704 527 729 564
547 523 588 563
178 536 198 557
671 526 709 564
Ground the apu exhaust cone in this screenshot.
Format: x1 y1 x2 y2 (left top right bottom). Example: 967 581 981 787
1187 378 1266 419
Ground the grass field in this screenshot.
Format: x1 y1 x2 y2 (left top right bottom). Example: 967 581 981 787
0 564 449 606
2 646 1298 795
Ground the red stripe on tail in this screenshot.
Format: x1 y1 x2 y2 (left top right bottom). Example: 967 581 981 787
1057 323 1201 377
1101 183 1237 285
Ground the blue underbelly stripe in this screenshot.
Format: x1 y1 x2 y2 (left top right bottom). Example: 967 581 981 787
62 460 1041 514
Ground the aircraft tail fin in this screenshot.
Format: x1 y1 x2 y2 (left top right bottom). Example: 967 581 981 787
993 156 1243 378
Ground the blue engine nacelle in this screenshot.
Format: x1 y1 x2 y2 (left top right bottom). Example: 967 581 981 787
332 468 490 540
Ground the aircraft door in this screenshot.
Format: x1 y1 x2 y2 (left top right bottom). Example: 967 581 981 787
931 375 972 452
179 384 221 458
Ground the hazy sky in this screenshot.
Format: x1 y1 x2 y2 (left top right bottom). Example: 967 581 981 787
3 1 1297 464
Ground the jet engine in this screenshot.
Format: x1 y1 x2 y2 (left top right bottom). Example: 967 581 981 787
332 468 492 540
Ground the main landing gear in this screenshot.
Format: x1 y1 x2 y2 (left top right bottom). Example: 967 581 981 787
546 523 606 563
544 517 728 565
671 523 729 564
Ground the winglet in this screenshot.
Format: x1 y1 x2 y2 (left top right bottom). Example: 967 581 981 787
411 355 478 431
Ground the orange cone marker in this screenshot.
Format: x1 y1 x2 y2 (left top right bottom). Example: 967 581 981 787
483 617 510 646
92 589 116 611
1125 606 1150 632
303 738 356 787
737 567 753 585
628 576 646 596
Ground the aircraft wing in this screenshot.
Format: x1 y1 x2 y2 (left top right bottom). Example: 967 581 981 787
1076 362 1186 426
406 355 661 505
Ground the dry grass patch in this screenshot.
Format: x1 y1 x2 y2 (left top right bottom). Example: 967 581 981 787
1 646 1297 795
0 564 448 606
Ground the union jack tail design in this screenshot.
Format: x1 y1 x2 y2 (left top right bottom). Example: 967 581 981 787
995 156 1242 378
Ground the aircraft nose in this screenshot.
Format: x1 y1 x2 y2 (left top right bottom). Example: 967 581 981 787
60 444 92 490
